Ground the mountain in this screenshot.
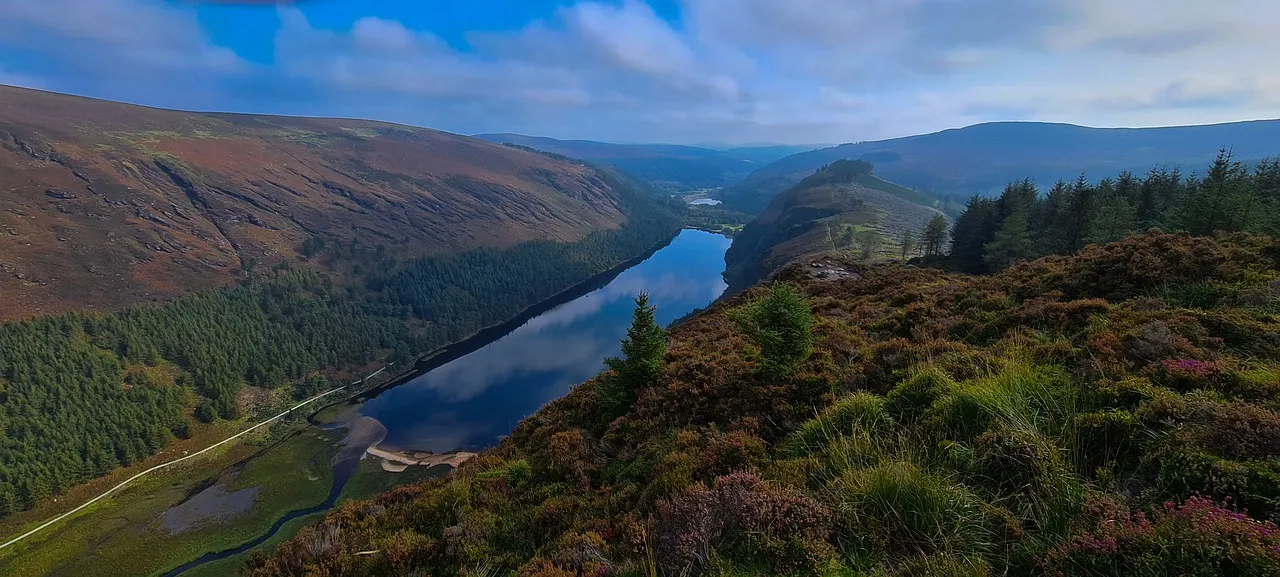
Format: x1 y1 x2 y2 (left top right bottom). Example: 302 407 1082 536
723 159 945 291
716 144 821 164
472 133 761 191
0 85 643 321
250 231 1280 577
720 119 1280 214
0 85 685 522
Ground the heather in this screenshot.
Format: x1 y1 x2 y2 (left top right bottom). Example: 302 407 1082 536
250 232 1280 576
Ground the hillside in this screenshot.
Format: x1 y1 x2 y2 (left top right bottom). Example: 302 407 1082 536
720 119 1280 213
714 145 820 165
0 86 684 521
473 133 762 191
724 160 946 292
0 85 637 321
251 231 1280 576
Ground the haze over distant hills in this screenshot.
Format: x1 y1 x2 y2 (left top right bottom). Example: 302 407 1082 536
473 133 813 192
720 119 1280 214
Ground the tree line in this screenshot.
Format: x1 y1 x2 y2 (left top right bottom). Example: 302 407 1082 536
0 172 682 517
929 148 1280 273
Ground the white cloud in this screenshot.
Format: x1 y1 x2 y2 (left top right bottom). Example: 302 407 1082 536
571 0 696 77
1 0 1278 143
0 0 242 74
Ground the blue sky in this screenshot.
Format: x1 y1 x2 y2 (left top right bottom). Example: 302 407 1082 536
1 0 1278 145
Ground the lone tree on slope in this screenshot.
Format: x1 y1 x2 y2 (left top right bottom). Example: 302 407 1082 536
600 292 667 417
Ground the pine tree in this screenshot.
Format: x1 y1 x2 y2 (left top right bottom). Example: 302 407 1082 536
730 282 813 380
949 196 1000 273
900 231 917 261
921 214 950 258
600 293 667 417
983 211 1034 271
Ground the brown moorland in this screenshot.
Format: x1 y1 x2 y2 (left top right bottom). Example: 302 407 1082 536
0 85 627 320
249 231 1280 576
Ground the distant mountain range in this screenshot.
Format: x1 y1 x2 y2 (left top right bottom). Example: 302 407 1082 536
473 133 816 191
719 119 1280 214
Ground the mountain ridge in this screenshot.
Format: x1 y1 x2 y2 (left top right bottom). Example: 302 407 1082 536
720 118 1280 214
473 133 806 191
0 85 642 320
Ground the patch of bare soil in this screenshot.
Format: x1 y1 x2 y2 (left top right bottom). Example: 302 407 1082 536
157 482 260 535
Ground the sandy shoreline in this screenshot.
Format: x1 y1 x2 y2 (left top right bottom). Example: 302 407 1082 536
366 445 478 472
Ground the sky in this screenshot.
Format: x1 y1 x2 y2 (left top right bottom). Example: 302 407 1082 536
1 0 1278 145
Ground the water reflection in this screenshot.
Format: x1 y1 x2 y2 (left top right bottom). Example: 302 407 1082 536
359 229 732 453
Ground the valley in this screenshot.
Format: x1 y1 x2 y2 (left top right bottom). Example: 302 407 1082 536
3 75 1280 577
0 229 732 576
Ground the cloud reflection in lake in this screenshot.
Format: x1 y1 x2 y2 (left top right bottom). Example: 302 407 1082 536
359 229 731 453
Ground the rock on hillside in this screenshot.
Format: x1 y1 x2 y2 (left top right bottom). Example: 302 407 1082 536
0 86 635 320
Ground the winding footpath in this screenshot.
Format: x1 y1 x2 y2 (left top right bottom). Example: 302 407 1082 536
0 365 390 552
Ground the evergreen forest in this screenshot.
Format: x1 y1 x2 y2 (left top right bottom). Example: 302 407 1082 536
0 173 681 517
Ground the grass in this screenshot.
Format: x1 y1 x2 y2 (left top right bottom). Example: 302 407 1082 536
180 511 326 577
0 427 338 577
179 457 455 576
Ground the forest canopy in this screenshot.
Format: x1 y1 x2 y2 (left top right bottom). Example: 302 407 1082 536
0 174 681 517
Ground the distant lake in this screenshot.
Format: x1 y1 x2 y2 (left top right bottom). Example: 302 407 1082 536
689 198 722 205
359 229 732 452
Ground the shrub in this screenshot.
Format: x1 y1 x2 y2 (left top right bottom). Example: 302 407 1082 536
1186 402 1280 460
827 461 1000 562
655 472 833 574
517 557 575 577
1157 449 1280 522
552 531 611 573
886 369 957 423
1043 496 1280 576
1147 358 1239 393
782 393 892 458
730 282 815 380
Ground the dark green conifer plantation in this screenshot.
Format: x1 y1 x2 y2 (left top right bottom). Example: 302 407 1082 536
947 150 1280 273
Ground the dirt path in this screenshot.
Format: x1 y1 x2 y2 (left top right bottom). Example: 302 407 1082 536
0 365 391 552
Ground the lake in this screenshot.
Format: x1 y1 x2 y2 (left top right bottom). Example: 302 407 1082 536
167 229 732 575
359 228 732 453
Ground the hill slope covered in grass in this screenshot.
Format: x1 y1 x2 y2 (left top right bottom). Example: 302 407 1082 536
251 231 1280 576
0 85 642 321
724 160 946 292
0 86 686 519
721 120 1280 214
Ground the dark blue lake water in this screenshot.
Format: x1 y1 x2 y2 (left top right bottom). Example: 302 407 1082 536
359 229 732 453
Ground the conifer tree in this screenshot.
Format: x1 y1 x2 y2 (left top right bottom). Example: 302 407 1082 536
900 230 917 261
601 293 667 417
921 214 950 258
983 211 1034 271
949 196 1000 273
731 283 813 380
